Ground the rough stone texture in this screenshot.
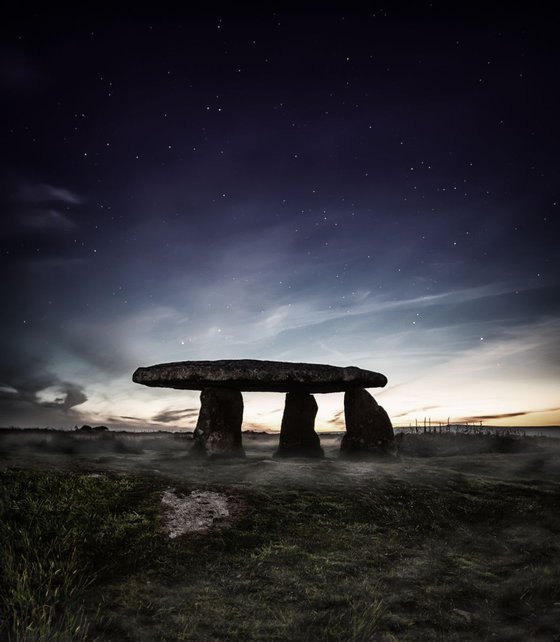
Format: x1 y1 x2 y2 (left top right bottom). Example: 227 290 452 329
340 388 396 457
161 489 230 537
190 387 245 458
133 359 387 393
274 392 324 458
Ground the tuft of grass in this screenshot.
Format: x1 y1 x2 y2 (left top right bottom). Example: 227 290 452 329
0 469 164 641
2 535 93 641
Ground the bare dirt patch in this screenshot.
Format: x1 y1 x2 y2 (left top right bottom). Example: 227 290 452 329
161 489 237 537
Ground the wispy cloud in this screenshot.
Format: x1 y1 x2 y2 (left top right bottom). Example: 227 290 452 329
2 180 84 243
377 317 560 424
24 209 76 231
327 409 344 424
458 408 560 423
391 405 441 419
14 183 83 205
129 280 530 369
152 407 199 423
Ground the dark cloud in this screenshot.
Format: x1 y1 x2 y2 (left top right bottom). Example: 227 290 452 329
152 408 199 423
327 410 344 424
0 355 87 425
2 379 88 412
0 355 58 401
59 384 87 410
459 409 560 423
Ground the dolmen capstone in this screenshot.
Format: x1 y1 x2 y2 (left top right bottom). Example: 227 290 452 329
132 359 395 459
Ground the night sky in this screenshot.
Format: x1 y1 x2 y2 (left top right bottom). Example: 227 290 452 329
2 6 559 431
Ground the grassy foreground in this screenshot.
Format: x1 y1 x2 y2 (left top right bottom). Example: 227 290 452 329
1 441 560 640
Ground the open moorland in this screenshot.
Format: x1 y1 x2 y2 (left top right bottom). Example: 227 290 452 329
1 429 560 641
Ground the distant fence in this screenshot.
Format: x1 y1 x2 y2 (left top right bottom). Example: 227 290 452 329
394 422 536 439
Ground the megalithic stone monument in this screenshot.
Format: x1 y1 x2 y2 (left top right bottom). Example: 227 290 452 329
132 359 393 458
340 388 396 457
273 392 324 458
190 387 245 458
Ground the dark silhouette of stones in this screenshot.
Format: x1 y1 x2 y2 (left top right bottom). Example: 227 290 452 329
133 359 387 393
190 387 245 458
133 360 394 460
340 388 396 457
273 392 324 458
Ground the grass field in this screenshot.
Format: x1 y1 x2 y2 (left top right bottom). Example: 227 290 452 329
1 431 560 641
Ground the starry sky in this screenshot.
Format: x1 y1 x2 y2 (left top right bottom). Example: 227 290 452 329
1 6 559 431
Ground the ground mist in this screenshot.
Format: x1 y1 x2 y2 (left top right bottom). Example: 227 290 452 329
1 431 559 641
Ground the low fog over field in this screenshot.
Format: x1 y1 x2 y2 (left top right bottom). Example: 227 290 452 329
2 428 560 486
2 428 560 641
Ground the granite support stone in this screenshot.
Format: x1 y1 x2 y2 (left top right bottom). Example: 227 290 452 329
273 392 324 458
190 387 245 458
340 388 396 457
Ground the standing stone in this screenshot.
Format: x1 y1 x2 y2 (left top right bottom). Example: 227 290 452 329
191 387 245 458
273 392 324 458
340 388 396 457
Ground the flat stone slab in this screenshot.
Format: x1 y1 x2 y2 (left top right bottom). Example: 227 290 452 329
132 359 387 393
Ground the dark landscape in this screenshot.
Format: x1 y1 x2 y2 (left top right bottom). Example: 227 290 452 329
2 4 560 641
1 428 560 641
